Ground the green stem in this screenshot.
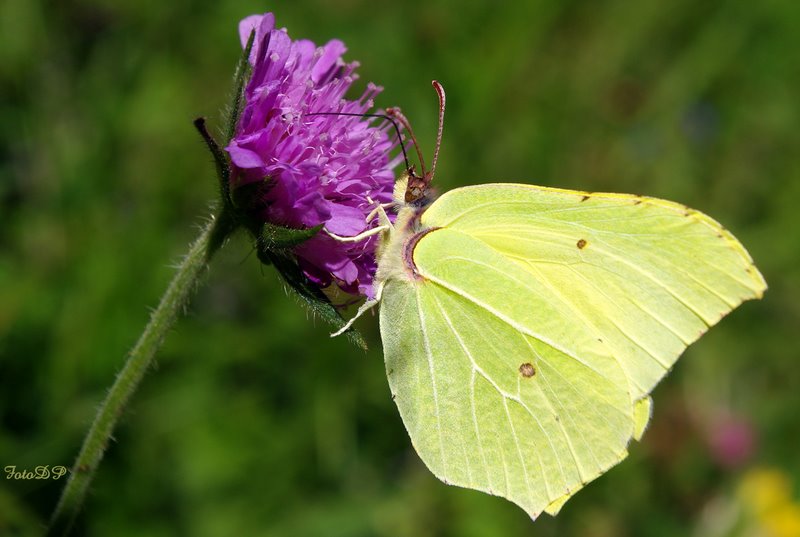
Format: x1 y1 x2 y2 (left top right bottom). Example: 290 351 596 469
47 212 233 536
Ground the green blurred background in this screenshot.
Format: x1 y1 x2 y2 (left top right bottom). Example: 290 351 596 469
2 0 799 535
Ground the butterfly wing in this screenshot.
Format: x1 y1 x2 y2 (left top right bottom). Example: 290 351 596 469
379 183 765 518
380 233 634 518
419 184 766 400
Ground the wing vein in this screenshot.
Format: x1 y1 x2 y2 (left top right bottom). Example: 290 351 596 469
422 266 625 394
470 368 493 490
502 397 537 508
431 289 558 500
415 288 448 475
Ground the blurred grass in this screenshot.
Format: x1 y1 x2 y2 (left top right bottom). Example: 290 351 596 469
1 0 799 535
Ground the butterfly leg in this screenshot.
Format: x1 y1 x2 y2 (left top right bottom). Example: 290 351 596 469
365 198 395 229
324 225 389 243
324 198 394 242
330 280 384 338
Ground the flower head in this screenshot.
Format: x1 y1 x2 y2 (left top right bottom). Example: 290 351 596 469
226 13 398 297
707 412 757 469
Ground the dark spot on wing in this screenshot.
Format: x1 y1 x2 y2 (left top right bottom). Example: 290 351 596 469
519 363 536 378
634 198 643 205
577 239 587 249
581 195 591 202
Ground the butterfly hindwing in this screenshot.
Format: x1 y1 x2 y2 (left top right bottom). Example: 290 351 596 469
381 226 634 518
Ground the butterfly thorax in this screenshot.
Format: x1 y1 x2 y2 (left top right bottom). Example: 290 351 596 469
375 185 436 290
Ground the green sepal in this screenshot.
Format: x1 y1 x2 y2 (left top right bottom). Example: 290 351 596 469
194 117 233 211
194 29 256 222
225 29 255 145
260 222 324 250
262 250 367 350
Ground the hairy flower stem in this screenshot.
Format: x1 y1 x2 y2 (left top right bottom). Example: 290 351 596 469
47 212 233 536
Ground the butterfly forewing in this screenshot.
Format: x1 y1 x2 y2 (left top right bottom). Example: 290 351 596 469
419 184 766 399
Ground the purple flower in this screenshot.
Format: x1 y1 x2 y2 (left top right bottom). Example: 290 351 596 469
707 413 757 469
226 13 399 297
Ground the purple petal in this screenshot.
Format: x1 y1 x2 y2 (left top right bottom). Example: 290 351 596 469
296 237 359 284
227 143 265 168
239 13 275 61
325 203 367 236
312 39 347 83
239 15 262 48
294 190 331 227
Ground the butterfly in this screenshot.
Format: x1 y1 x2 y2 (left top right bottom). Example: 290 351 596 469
331 80 766 519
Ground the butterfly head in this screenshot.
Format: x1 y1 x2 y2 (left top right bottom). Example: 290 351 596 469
405 178 428 205
393 167 435 209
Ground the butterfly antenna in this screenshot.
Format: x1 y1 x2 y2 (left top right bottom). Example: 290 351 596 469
428 80 446 185
304 111 413 174
385 107 427 177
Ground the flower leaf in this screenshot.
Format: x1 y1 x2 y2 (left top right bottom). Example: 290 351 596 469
194 117 233 211
225 29 255 145
260 222 324 250
263 250 367 350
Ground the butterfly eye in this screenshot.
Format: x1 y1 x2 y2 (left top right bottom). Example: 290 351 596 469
404 175 427 204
